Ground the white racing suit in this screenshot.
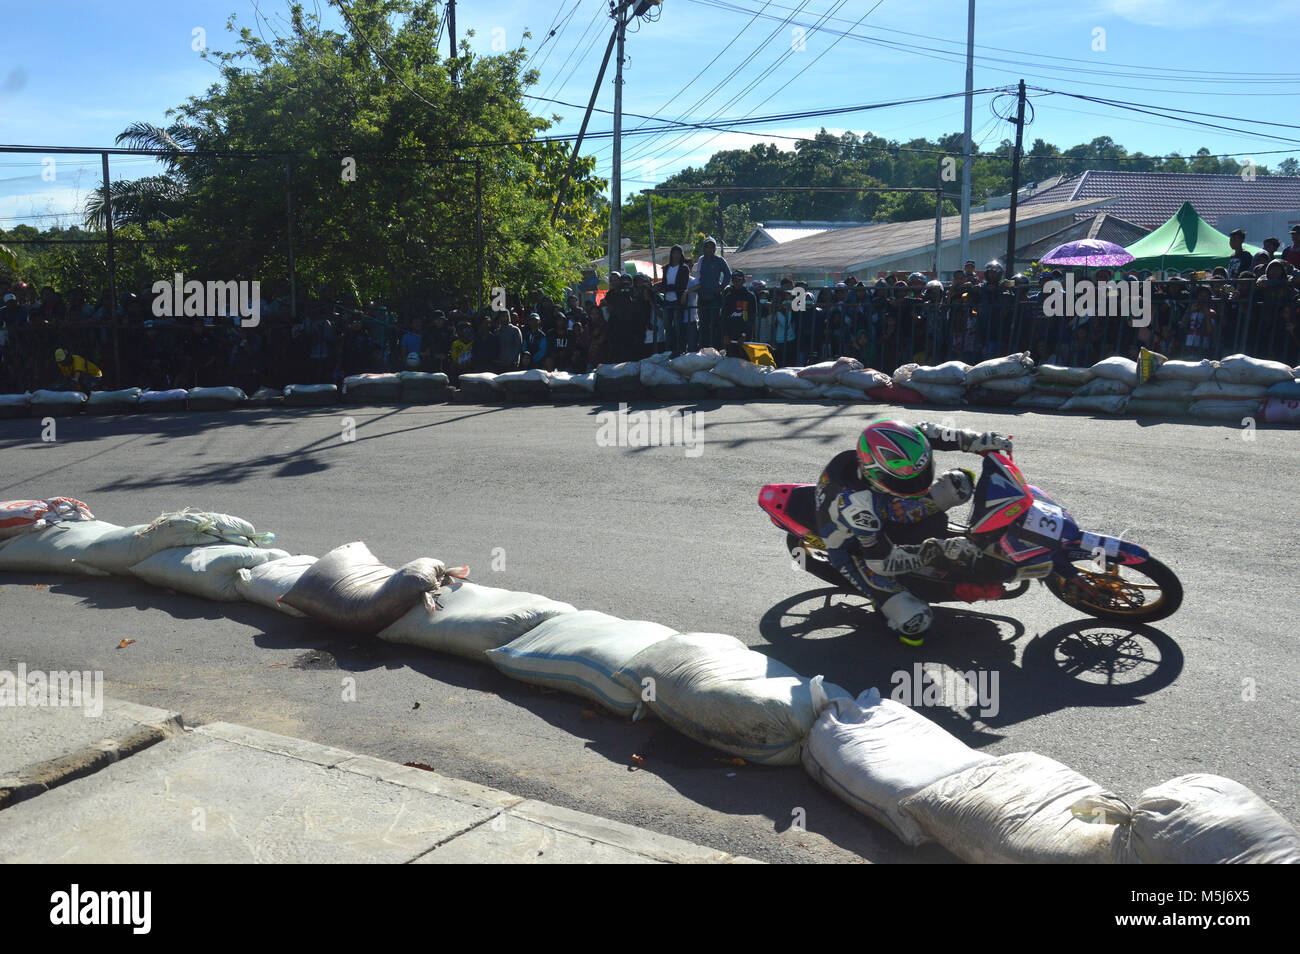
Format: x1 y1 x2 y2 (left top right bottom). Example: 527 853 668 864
813 423 1005 643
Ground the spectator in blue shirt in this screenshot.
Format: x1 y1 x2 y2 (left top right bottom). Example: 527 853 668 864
695 236 731 349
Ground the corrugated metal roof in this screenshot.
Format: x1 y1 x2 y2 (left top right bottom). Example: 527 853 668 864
727 197 1107 273
1020 170 1300 230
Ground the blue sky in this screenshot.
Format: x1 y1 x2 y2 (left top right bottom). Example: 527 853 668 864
3 0 1299 229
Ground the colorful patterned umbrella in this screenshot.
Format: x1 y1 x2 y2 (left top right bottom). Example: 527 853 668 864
1040 239 1135 267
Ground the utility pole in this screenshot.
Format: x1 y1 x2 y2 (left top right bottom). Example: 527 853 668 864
934 159 944 279
647 192 658 280
1004 79 1027 274
448 0 458 87
607 1 662 276
608 4 628 275
960 0 975 268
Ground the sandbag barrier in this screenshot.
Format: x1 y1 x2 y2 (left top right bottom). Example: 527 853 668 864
4 353 1300 427
3 500 1297 863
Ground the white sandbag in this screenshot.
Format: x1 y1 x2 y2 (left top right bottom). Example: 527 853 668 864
1012 393 1069 410
400 371 449 386
765 368 819 391
283 383 337 396
281 541 448 634
821 385 871 402
595 361 642 389
455 372 501 393
1073 775 1300 864
30 389 87 407
79 510 274 575
613 632 851 766
497 369 551 386
1215 354 1294 386
1263 397 1300 424
802 689 994 846
376 578 576 661
966 352 1034 384
1074 377 1132 397
87 388 141 407
486 610 676 716
689 370 737 389
977 375 1035 395
129 545 291 602
799 357 863 382
1189 399 1263 421
899 752 1121 864
235 554 318 616
835 368 893 392
187 386 247 403
1127 398 1189 417
772 383 831 400
139 388 188 406
667 349 721 376
1090 356 1139 388
1267 378 1300 399
547 371 596 393
1035 365 1094 386
1153 358 1217 383
0 393 29 407
0 497 95 539
710 357 773 389
639 362 688 387
0 519 119 576
1131 380 1196 399
906 381 967 405
643 351 672 366
249 386 282 402
897 360 969 386
1060 394 1129 414
1191 380 1269 400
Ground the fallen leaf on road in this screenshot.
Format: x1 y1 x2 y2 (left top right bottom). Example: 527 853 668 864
715 757 746 766
267 662 286 668
29 584 49 590
117 638 135 649
630 753 646 766
580 709 598 720
403 762 436 772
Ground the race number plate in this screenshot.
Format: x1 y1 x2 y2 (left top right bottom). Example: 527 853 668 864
1020 499 1065 542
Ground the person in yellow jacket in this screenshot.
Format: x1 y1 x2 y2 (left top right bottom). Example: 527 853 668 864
54 348 103 392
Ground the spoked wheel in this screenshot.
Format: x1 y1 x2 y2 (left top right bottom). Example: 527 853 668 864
1046 556 1183 624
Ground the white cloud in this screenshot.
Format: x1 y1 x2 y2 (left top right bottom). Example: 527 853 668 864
1102 0 1300 27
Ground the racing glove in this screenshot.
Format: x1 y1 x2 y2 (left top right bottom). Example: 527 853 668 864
959 431 1013 455
865 542 929 576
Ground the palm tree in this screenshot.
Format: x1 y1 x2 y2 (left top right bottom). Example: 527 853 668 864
82 119 213 228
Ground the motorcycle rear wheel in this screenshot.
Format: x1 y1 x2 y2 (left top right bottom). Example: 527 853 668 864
1046 556 1183 623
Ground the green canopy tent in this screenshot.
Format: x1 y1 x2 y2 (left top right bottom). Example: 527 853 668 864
1123 201 1261 275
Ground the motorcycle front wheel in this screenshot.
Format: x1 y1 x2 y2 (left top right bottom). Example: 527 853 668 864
1045 555 1183 624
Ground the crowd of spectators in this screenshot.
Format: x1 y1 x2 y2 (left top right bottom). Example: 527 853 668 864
3 224 1299 394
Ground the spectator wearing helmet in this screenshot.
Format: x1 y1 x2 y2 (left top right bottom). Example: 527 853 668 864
53 347 103 392
975 260 1011 358
813 420 1012 645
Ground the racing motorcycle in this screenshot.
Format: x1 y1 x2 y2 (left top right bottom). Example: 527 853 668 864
759 449 1183 624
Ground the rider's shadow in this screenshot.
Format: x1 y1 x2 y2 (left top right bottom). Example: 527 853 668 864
758 588 1183 750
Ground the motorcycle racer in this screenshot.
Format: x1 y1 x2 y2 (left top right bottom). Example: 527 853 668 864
813 420 1012 645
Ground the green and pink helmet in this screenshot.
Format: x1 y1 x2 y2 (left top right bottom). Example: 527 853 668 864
857 420 933 498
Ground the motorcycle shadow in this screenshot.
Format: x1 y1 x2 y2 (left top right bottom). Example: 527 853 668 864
758 587 1183 746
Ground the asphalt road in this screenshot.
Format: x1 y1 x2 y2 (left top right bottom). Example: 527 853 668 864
2 398 1297 863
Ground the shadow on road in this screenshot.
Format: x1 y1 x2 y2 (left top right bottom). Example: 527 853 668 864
757 586 1184 747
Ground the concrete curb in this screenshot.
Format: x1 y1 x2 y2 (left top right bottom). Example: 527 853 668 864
191 721 760 863
0 700 182 810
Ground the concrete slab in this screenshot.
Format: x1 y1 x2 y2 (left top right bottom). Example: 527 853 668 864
0 731 494 863
415 811 664 864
